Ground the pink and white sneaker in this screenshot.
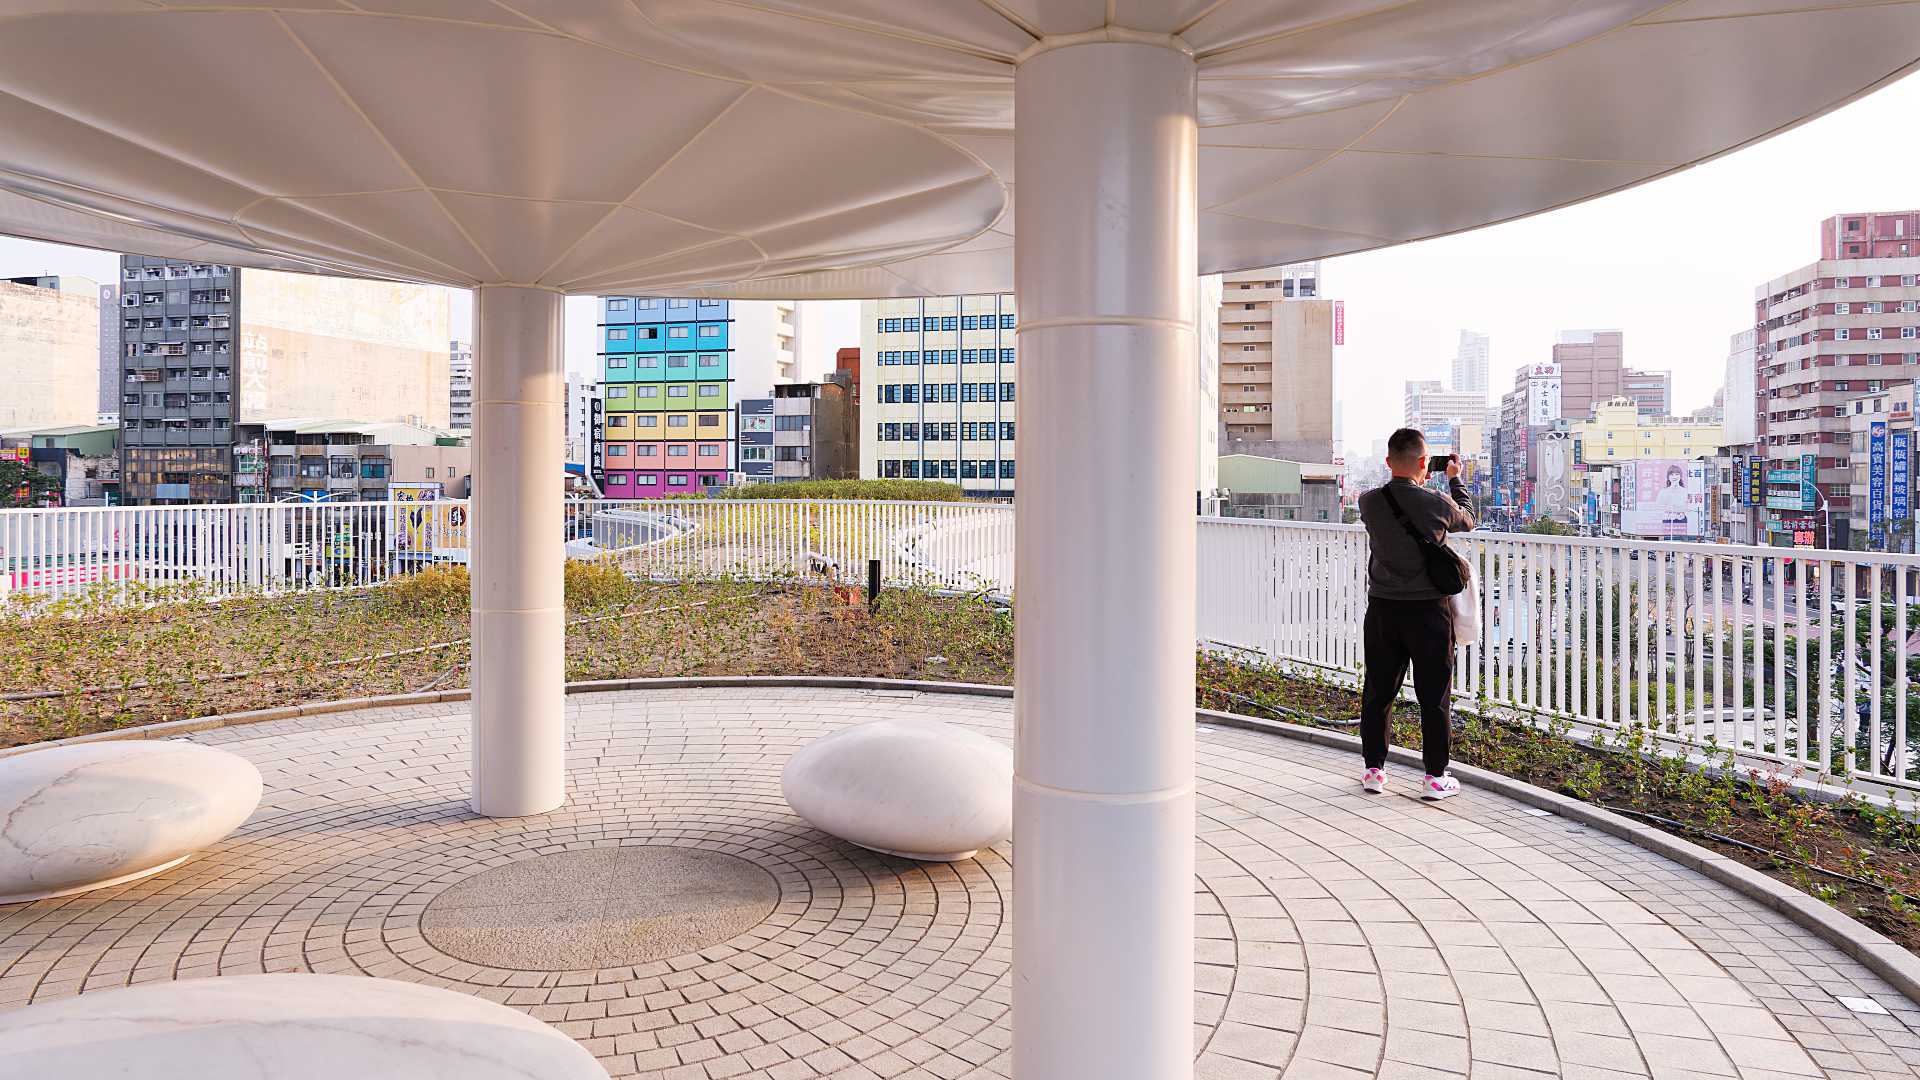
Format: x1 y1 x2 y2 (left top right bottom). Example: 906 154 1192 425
1361 768 1387 794
1422 774 1461 801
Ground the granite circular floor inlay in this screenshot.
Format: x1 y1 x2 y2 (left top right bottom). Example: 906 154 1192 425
419 846 778 970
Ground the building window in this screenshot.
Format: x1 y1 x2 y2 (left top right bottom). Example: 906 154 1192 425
668 326 690 339
608 328 630 340
1836 302 1851 315
609 472 629 485
1837 328 1851 340
606 356 629 369
1002 382 1015 401
1906 327 1918 340
608 444 630 458
699 445 721 457
639 387 659 399
638 445 658 457
424 467 436 478
668 414 689 427
669 445 689 457
668 355 690 368
638 473 658 485
668 386 690 397
638 415 658 428
1001 314 1016 329
698 324 721 338
699 414 721 427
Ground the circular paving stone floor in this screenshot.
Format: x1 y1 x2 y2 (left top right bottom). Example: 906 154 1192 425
422 847 779 971
1 686 1919 1080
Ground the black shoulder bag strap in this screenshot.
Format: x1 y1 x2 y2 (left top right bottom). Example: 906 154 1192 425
1380 483 1465 595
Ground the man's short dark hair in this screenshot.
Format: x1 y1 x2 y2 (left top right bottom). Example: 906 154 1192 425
1386 427 1426 462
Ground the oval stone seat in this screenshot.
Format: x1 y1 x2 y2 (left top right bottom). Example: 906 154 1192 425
782 717 1012 861
0 741 262 904
0 974 609 1079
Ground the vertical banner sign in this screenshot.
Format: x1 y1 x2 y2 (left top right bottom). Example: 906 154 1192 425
1333 300 1345 346
1800 452 1818 511
1747 455 1765 505
1871 422 1889 547
1732 455 1746 505
1895 431 1912 536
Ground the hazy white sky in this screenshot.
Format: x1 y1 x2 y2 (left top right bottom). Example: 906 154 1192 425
4 72 1918 451
1325 73 1920 457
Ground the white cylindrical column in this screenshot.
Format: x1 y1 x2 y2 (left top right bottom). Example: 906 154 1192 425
1013 40 1198 1080
470 284 567 817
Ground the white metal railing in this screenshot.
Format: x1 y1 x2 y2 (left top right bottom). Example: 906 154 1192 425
0 498 1014 604
9 497 1920 789
1197 517 1920 791
563 499 1014 595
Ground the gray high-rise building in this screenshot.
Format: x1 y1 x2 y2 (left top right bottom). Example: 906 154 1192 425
116 256 245 503
1452 330 1490 399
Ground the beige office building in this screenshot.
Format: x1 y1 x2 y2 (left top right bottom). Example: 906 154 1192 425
0 276 102 432
859 294 1018 496
1218 264 1334 462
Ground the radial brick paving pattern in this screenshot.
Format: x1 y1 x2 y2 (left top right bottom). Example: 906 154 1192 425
1 687 1918 1079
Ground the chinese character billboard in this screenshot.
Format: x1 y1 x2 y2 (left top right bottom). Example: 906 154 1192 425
1619 459 1707 538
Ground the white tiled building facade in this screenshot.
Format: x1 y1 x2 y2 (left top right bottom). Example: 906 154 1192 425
859 296 1018 496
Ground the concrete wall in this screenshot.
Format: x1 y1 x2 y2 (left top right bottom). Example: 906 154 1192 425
0 279 101 431
239 270 451 428
1268 299 1335 458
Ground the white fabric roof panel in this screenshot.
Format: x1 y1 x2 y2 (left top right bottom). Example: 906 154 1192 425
0 2 1915 299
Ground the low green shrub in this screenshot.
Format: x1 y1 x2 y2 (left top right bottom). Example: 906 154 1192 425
564 558 638 612
383 564 469 615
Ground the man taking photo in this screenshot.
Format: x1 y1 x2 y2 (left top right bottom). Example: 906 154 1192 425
1355 428 1475 801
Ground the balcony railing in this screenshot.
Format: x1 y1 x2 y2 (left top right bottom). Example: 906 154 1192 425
5 502 1920 790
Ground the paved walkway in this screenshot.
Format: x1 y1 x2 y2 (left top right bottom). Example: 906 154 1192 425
2 686 1918 1080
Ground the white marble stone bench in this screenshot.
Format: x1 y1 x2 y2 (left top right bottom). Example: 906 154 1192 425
782 716 1013 861
0 974 610 1079
0 741 262 904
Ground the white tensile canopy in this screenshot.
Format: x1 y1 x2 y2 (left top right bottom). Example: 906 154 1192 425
3 5 1915 1078
0 3 1914 298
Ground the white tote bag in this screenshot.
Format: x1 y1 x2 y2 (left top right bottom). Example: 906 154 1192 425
1447 550 1479 648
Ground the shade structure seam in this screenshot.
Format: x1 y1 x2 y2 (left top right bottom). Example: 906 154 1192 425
1012 775 1194 804
1014 27 1194 64
532 86 757 285
269 11 508 281
1015 315 1195 334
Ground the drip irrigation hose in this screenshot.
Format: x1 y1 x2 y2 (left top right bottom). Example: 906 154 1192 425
1201 684 1360 727
1597 802 1920 906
